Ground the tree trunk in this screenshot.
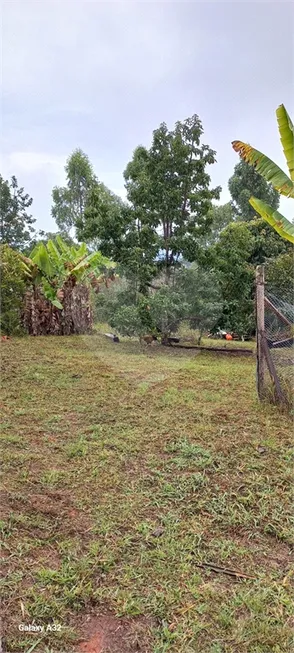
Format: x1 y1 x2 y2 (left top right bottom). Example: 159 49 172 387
23 282 93 335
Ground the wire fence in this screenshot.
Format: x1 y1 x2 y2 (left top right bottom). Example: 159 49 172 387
256 265 293 411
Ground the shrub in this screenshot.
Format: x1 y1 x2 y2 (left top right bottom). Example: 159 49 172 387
109 305 142 336
0 245 28 335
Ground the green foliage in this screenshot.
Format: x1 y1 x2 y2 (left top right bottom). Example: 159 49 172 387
137 295 156 333
177 265 223 340
103 266 222 342
247 218 292 265
124 115 221 275
206 215 292 336
201 202 233 246
51 149 95 232
0 175 35 250
94 275 135 323
248 199 294 243
78 115 220 291
228 160 279 221
148 285 190 336
23 237 113 309
100 278 155 337
0 245 29 334
209 222 255 336
76 180 159 291
266 252 294 302
232 104 294 242
109 305 143 337
76 181 132 248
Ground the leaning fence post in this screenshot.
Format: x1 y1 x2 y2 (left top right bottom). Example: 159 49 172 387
256 265 265 399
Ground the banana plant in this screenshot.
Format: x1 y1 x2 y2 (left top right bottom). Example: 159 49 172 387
21 236 115 309
232 104 294 243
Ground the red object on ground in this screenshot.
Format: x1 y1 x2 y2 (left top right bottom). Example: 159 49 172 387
226 333 233 340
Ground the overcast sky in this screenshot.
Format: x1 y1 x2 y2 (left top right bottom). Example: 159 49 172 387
1 0 293 231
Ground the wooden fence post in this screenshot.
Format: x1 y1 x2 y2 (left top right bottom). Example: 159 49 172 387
261 336 285 404
256 265 265 399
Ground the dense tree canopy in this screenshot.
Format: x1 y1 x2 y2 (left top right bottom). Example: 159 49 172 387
77 115 221 290
0 175 35 250
228 160 279 221
124 115 221 277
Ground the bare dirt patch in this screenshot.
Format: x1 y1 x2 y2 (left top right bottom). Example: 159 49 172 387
77 615 153 653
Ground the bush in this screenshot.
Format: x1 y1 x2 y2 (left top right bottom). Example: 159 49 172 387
148 285 189 336
0 245 28 335
109 305 142 336
96 265 223 343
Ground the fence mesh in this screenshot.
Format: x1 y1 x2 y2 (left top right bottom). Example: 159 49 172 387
264 289 294 408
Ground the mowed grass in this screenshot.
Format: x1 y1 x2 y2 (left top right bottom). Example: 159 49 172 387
1 335 293 653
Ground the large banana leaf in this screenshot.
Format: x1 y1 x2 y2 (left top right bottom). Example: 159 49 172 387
75 242 88 258
232 141 294 198
71 251 108 275
276 104 294 182
31 242 55 278
249 197 294 243
46 239 64 274
55 234 73 259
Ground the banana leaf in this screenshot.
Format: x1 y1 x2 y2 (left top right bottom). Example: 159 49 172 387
46 239 63 268
71 251 111 274
249 197 294 243
232 141 294 198
276 104 294 182
75 242 88 258
55 234 72 259
31 242 55 278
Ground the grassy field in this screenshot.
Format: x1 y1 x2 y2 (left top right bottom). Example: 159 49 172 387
1 335 293 653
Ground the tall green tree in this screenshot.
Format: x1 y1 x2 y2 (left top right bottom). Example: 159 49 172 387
76 181 125 251
228 160 279 221
0 175 35 250
124 114 221 280
79 115 220 290
51 149 95 232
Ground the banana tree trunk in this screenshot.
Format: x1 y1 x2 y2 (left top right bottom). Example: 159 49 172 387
23 282 93 335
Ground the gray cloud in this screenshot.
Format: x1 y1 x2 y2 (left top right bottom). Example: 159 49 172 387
1 0 293 229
